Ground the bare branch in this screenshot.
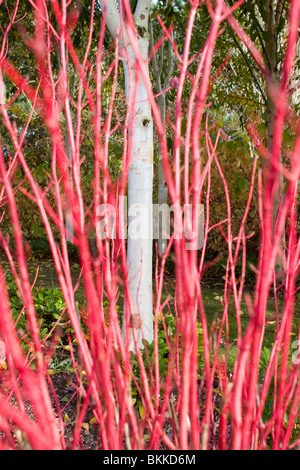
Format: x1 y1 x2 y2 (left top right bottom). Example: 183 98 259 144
275 0 286 27
158 41 164 78
163 33 174 89
229 29 267 105
149 17 159 75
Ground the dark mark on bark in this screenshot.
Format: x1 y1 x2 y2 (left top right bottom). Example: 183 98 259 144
142 118 150 127
137 26 147 38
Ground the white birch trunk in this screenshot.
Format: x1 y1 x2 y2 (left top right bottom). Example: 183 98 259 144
100 0 154 349
125 53 153 349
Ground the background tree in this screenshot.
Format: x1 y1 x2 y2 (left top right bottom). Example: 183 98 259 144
224 0 292 270
149 15 174 255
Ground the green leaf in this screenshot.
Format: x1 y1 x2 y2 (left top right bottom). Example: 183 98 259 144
31 223 45 236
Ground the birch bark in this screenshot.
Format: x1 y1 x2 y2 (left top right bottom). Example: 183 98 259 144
99 0 153 349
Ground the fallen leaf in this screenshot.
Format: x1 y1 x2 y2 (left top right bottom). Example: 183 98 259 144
89 417 98 426
139 402 145 420
81 422 89 432
48 369 61 375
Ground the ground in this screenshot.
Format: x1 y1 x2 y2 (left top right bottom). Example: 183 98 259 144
49 371 101 450
1 255 299 449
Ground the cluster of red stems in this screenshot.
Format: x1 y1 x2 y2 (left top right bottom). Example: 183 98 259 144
0 0 300 450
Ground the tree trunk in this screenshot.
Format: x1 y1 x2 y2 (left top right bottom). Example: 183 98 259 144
99 0 154 349
157 93 168 255
123 43 154 349
265 1 277 153
150 23 174 255
265 0 284 270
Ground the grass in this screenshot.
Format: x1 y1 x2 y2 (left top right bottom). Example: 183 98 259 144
200 287 281 371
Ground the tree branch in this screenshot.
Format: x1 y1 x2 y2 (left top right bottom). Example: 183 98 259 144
230 30 267 105
158 41 164 78
255 24 271 72
163 34 174 90
99 0 120 39
275 0 286 27
149 17 159 75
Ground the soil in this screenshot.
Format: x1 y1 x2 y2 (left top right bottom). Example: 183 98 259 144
49 372 101 450
46 373 224 450
0 350 227 450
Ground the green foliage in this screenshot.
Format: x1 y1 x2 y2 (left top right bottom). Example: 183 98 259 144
6 274 67 350
203 253 258 288
258 344 300 445
233 173 250 196
143 313 177 371
204 137 259 255
48 355 74 374
26 239 79 261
